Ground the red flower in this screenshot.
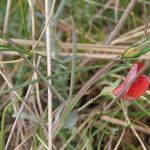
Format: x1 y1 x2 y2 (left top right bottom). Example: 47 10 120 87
112 62 149 101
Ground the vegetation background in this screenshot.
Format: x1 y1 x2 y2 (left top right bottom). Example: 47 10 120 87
0 0 150 149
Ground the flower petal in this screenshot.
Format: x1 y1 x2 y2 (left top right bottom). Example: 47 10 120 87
113 75 149 101
122 75 149 100
125 62 144 83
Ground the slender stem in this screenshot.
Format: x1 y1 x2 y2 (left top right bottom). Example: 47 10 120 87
105 0 137 45
31 0 56 51
45 0 53 149
69 17 77 99
3 0 12 33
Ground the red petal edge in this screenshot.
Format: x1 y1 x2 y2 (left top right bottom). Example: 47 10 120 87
112 62 149 101
113 75 149 101
125 62 144 83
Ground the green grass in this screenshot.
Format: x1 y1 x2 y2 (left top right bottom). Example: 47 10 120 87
0 0 150 149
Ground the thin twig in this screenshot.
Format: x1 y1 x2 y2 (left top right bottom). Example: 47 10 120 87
69 17 77 99
122 102 147 150
0 31 65 102
114 0 119 23
3 0 12 33
111 28 150 45
59 52 150 60
31 0 56 51
4 57 42 150
0 68 36 115
100 115 150 135
114 128 126 150
45 0 53 150
0 37 127 50
105 0 138 45
74 56 120 102
143 15 150 39
53 56 120 137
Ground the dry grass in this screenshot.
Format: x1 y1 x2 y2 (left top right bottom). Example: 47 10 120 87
0 0 150 150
